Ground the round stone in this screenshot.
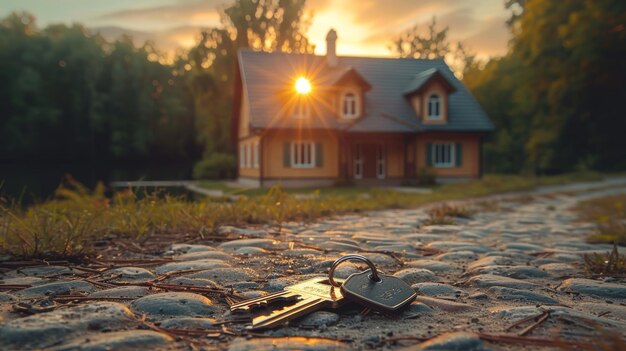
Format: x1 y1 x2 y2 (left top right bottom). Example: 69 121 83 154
17 266 73 277
166 277 221 288
234 247 269 255
175 250 233 261
15 280 96 298
130 292 217 319
53 330 172 351
393 268 438 285
158 317 217 329
298 311 340 327
89 286 152 299
558 278 626 299
169 244 215 254
0 302 135 349
468 256 513 270
103 267 156 283
412 283 464 297
406 259 456 273
183 268 257 284
488 286 557 304
227 337 350 351
415 296 475 312
403 302 434 316
466 274 537 289
155 259 231 275
408 332 484 351
218 239 279 251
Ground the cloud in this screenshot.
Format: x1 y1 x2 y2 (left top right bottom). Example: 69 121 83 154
95 0 224 24
461 16 510 57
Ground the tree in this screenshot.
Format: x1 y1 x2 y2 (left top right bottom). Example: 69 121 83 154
514 0 626 172
390 16 476 77
186 0 314 158
465 0 626 174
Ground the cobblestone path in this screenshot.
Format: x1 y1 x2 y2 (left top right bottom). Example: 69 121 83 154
2 178 626 350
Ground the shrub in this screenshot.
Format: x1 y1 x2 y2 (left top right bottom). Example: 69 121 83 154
417 167 436 185
193 153 236 180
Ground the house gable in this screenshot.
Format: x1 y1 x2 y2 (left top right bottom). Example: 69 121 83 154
236 49 494 133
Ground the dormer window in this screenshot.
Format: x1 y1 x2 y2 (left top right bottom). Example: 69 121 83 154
341 91 359 119
427 94 441 119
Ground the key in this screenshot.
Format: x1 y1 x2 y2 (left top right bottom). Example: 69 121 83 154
230 290 300 313
340 269 416 313
247 277 345 330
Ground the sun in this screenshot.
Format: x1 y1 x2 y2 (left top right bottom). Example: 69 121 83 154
295 77 312 94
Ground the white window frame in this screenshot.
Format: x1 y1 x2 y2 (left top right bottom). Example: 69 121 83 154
427 94 442 120
291 141 315 168
245 143 252 168
432 142 455 168
341 91 359 119
253 142 259 169
239 145 246 168
354 144 363 179
376 144 385 179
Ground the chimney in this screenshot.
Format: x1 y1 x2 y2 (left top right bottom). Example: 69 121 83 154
326 29 338 67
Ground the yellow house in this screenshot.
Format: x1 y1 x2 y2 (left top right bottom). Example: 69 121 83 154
233 29 495 187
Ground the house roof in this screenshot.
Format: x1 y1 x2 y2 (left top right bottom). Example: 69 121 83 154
403 68 456 96
237 49 495 133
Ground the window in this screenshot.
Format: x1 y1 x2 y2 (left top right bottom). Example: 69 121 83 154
245 143 252 168
376 144 385 179
427 94 441 119
239 145 246 168
342 92 358 118
253 142 259 169
432 143 455 168
291 142 315 168
354 144 362 179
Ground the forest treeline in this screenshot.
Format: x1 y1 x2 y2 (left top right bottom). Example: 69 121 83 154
1 0 625 174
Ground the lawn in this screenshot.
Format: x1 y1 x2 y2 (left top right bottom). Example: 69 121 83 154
0 172 605 259
575 194 626 245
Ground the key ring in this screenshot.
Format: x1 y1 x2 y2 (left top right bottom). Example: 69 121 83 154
328 254 381 287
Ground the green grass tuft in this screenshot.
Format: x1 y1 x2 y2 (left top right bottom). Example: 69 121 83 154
0 172 607 259
575 194 626 245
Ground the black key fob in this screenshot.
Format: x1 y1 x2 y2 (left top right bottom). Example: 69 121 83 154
340 270 417 313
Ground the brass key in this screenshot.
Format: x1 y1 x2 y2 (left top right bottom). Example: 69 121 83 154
233 277 345 330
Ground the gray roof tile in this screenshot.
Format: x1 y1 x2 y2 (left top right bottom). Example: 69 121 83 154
238 49 494 133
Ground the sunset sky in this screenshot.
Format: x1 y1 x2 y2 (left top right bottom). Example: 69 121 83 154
1 0 512 59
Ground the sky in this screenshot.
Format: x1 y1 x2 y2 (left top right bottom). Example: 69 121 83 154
0 0 512 59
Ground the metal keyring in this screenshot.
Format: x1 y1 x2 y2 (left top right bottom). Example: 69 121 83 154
328 254 381 287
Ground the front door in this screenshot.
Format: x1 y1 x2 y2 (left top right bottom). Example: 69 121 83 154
354 143 383 179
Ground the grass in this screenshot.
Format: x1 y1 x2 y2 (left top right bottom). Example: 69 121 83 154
575 194 626 245
422 204 475 225
583 244 626 276
0 172 606 259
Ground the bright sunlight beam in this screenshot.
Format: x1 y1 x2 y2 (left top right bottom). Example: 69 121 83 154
295 77 312 94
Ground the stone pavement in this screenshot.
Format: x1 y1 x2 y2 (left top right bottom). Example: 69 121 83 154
2 179 626 350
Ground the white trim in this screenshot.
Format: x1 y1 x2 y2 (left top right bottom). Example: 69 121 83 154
245 143 252 168
432 142 455 168
341 91 359 119
291 141 315 168
427 94 442 120
239 145 246 168
376 144 385 179
253 142 259 168
354 144 363 179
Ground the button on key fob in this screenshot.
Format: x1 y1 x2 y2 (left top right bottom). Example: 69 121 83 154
341 270 416 313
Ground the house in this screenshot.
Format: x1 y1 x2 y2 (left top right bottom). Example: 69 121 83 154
233 29 495 187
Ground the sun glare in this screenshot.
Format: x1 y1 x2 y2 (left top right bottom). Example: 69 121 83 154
295 77 312 94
